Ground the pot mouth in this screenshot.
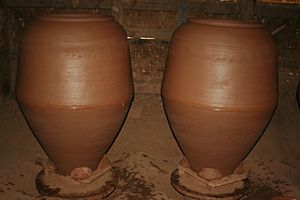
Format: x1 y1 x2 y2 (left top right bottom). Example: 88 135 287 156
36 14 113 22
188 18 264 28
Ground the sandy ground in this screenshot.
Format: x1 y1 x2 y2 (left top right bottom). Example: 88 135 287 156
0 68 299 200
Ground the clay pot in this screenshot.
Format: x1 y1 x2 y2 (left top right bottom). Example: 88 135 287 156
16 14 133 175
271 197 299 200
162 19 278 177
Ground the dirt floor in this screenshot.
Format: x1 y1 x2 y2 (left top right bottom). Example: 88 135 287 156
0 68 299 200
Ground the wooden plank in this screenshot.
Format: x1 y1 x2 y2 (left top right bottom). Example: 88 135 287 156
188 0 239 15
240 0 255 21
259 0 300 4
178 0 188 25
120 0 178 11
255 2 300 19
126 28 174 41
4 0 236 12
120 9 178 41
3 0 300 19
5 0 112 8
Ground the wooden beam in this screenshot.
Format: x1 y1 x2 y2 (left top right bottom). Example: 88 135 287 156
120 0 178 11
178 0 188 25
240 0 255 21
188 0 239 15
2 0 300 19
4 0 112 9
126 28 174 41
255 2 300 19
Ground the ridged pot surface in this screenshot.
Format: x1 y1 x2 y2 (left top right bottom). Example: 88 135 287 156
16 14 133 175
162 19 278 177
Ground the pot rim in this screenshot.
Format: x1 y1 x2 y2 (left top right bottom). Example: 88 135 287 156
188 18 264 28
36 14 113 22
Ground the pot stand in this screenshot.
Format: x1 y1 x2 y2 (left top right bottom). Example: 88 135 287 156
36 155 118 198
171 157 250 200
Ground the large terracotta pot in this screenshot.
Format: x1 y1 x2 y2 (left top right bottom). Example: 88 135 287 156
162 19 278 177
16 14 133 175
272 197 299 200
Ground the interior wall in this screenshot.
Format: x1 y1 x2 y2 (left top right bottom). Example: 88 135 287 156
0 8 23 99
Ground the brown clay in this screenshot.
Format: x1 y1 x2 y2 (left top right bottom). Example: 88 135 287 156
16 14 133 175
271 197 299 200
162 19 278 177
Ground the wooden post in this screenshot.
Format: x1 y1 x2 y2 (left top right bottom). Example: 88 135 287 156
240 0 255 21
178 0 188 26
112 0 124 26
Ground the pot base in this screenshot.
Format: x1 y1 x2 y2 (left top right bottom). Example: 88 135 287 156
171 158 250 200
36 156 117 198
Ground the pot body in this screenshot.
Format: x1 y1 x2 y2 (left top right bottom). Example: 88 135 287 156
16 14 133 175
271 197 299 200
162 19 278 177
